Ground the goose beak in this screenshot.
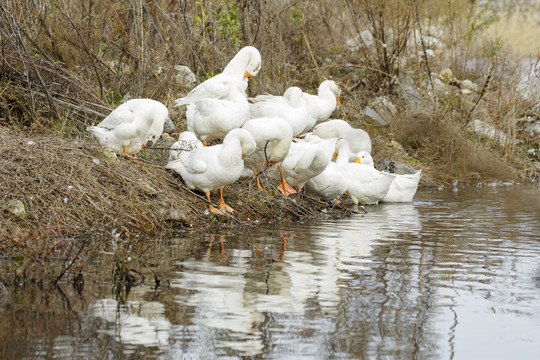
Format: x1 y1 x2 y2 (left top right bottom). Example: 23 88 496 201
242 154 246 159
332 152 338 160
244 70 252 78
355 157 361 164
336 96 341 104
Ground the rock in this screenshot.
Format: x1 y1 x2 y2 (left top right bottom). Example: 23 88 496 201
360 30 375 48
173 65 197 89
375 160 418 175
372 96 397 115
345 30 375 51
413 30 443 50
461 79 479 92
364 106 388 126
163 117 175 134
439 68 457 85
400 77 420 107
158 207 190 223
419 49 435 60
101 149 118 162
156 65 197 90
386 140 406 154
469 119 516 145
7 199 26 217
431 76 447 92
365 96 397 126
517 116 540 140
136 180 159 196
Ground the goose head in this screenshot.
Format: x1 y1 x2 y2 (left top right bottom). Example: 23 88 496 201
224 46 262 78
224 128 257 157
355 151 374 167
319 80 341 103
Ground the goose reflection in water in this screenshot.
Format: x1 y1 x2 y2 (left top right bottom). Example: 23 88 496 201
172 243 264 356
309 202 421 273
164 203 422 356
90 297 171 349
85 203 422 357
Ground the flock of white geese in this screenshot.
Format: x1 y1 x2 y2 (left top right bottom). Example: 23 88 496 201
87 46 421 215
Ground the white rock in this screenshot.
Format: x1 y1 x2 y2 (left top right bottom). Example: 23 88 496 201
345 30 375 51
419 49 435 59
361 30 375 48
469 119 516 145
439 68 457 85
173 65 197 89
7 200 26 217
461 79 479 92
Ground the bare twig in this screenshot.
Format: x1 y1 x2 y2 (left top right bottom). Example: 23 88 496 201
302 31 321 83
48 0 104 99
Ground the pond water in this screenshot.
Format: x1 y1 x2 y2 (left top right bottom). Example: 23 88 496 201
1 184 540 359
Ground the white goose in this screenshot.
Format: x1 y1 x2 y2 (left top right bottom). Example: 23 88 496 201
313 119 372 160
87 99 168 157
302 80 341 124
186 80 250 143
241 117 294 193
355 151 422 203
166 128 256 214
168 131 203 162
270 141 329 194
175 46 261 106
337 139 395 205
249 86 313 136
302 133 338 160
305 138 348 204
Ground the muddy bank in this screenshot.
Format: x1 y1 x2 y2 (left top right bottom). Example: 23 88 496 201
0 133 354 237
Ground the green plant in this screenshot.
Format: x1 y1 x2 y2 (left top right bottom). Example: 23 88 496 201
290 6 304 24
215 0 241 45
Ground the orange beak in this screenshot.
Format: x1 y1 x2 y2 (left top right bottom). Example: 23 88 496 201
242 154 246 159
355 157 361 164
336 96 341 104
141 144 147 149
244 70 252 78
332 152 338 160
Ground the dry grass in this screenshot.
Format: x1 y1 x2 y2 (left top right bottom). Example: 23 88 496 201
392 111 519 182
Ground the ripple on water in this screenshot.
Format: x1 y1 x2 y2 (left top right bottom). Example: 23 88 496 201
1 185 539 359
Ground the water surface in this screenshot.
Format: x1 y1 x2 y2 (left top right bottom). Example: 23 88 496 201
1 184 539 359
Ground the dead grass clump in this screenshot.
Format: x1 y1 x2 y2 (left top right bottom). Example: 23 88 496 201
0 132 351 235
0 2 111 134
393 111 517 182
0 133 204 237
